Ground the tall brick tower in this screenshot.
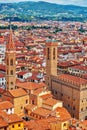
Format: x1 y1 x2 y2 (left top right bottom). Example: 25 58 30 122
5 27 16 90
46 39 58 90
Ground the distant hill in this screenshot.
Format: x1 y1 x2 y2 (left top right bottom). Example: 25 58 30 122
0 1 87 22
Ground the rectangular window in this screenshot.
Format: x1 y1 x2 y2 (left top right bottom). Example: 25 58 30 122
11 82 13 85
32 100 34 105
26 99 28 104
81 108 83 111
47 48 50 60
18 124 21 127
55 90 57 94
61 93 63 96
0 95 2 98
10 70 13 75
53 48 55 59
12 125 14 128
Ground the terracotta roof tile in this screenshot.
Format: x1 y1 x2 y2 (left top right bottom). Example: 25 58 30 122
56 107 71 121
6 114 23 123
16 82 45 90
0 101 13 110
32 107 51 117
0 116 8 128
9 88 28 97
43 98 62 106
40 93 52 100
58 74 87 86
24 104 37 111
0 110 23 124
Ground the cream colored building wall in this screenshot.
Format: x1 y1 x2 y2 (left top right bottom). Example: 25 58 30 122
37 96 43 107
61 121 70 130
42 103 52 110
50 122 61 130
14 95 29 115
53 102 63 110
8 122 24 130
50 120 70 130
79 89 87 120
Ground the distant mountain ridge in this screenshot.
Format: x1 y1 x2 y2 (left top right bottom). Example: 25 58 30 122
0 1 87 22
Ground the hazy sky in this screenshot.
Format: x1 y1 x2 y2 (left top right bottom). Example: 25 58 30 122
0 0 87 7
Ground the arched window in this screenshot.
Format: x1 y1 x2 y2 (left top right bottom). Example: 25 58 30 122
63 123 66 127
7 70 8 75
11 82 13 85
10 59 13 66
53 48 55 59
47 48 50 60
7 59 9 65
10 70 13 75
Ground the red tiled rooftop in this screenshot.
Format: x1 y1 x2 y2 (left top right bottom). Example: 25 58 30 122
0 64 6 71
0 101 13 110
71 65 87 71
32 107 51 117
0 116 8 128
24 104 37 111
58 74 87 86
17 71 30 76
40 93 52 100
16 82 45 90
56 107 71 121
81 120 87 126
6 114 23 124
0 73 5 78
43 98 61 106
9 88 28 97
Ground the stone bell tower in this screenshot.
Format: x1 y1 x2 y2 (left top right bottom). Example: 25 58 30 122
46 39 58 90
5 27 16 90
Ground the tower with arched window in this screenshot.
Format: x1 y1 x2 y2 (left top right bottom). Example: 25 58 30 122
46 40 58 90
5 28 16 90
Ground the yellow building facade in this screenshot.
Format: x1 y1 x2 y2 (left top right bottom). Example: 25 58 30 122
8 121 24 130
9 88 29 116
50 120 70 130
